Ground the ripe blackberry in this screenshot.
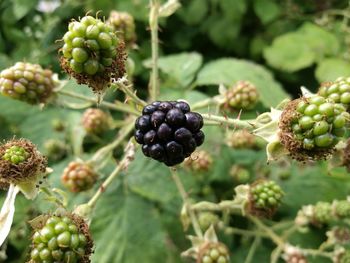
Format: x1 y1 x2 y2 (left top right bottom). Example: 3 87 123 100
0 62 55 104
223 80 259 110
134 101 205 166
107 11 136 48
279 95 349 161
29 214 92 263
59 15 126 93
319 78 350 108
61 161 97 192
82 108 109 134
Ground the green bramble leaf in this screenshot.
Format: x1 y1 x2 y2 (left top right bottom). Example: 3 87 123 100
315 58 350 83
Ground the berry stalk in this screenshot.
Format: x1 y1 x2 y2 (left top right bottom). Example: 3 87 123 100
112 77 147 106
201 113 256 130
57 89 140 115
149 0 160 101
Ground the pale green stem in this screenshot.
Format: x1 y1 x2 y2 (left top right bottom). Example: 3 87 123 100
57 89 140 115
191 96 221 111
149 0 160 101
302 248 333 259
111 81 147 107
271 245 284 263
87 140 135 208
201 113 256 130
221 226 267 238
170 168 203 238
40 186 65 208
244 237 261 263
88 121 134 168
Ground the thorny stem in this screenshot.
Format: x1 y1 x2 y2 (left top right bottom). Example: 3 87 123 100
112 78 147 107
221 225 267 238
57 89 140 115
201 113 256 130
87 140 135 208
191 97 221 111
88 120 134 168
170 168 203 238
149 0 160 101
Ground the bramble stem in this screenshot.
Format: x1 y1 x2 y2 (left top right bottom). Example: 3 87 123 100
57 89 140 115
87 140 135 208
40 186 65 208
170 168 203 238
149 0 160 101
221 225 267 237
88 121 134 168
191 97 221 111
244 237 261 263
112 78 147 107
202 113 256 130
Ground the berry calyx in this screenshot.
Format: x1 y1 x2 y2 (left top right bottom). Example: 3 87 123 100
0 62 55 104
61 161 97 193
59 15 126 93
197 242 230 263
248 180 284 217
134 101 205 166
82 108 109 134
108 11 136 48
319 77 350 108
223 80 259 111
279 95 349 161
29 214 93 263
0 139 47 185
2 145 30 165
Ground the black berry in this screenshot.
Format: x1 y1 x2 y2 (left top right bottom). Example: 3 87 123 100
134 101 205 166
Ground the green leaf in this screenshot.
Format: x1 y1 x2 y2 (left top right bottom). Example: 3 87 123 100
264 32 316 72
177 0 208 25
315 58 350 82
145 52 203 89
91 184 173 263
12 0 38 20
253 0 281 24
196 58 289 107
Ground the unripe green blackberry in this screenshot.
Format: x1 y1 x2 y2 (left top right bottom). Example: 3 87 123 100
29 214 93 263
82 108 109 134
340 250 350 263
249 180 284 216
226 129 257 149
108 11 136 48
319 78 350 108
0 139 47 185
61 161 97 193
335 200 350 218
198 212 219 232
313 202 333 224
184 150 213 172
60 15 126 93
197 242 230 263
44 139 67 162
0 62 55 104
230 165 250 183
224 81 259 110
279 95 349 161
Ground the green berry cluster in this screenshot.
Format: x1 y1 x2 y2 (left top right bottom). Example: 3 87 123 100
313 202 333 224
225 80 259 110
340 250 350 263
108 11 136 48
184 150 213 172
198 212 219 231
291 95 348 150
44 139 67 162
335 200 350 218
82 108 109 134
61 161 97 192
251 180 284 210
0 62 55 104
319 77 350 107
61 15 120 76
199 242 230 263
226 130 257 149
2 145 30 165
30 215 89 263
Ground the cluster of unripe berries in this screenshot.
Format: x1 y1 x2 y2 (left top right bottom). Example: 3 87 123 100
0 62 55 104
313 200 350 224
319 78 350 107
108 11 136 48
250 180 284 212
30 215 90 263
184 150 212 172
198 242 230 263
134 101 205 166
61 16 119 76
289 95 348 150
82 108 109 135
61 161 97 192
2 145 30 165
226 130 258 150
224 81 259 110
